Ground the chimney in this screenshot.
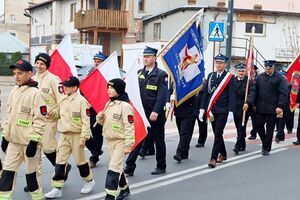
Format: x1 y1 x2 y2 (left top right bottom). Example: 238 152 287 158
217 1 226 8
253 4 262 10
187 0 197 5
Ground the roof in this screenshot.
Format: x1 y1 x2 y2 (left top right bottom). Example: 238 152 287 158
143 4 300 24
142 5 208 23
0 32 29 54
26 0 54 11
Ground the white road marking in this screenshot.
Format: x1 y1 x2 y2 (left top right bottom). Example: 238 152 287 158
74 146 288 200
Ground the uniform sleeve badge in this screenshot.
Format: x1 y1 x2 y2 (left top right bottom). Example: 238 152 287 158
58 86 64 94
40 106 47 116
127 115 134 123
86 108 90 116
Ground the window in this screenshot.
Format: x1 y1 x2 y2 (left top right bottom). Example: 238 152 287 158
138 0 145 12
10 15 16 23
70 3 76 22
50 9 53 25
36 26 39 37
153 23 161 41
245 22 265 36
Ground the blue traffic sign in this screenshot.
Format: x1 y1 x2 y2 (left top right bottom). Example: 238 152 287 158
208 22 225 42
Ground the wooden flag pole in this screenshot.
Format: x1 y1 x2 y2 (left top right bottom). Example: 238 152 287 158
242 26 255 126
47 96 67 114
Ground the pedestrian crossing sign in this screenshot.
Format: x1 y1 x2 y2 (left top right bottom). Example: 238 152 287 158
208 22 225 42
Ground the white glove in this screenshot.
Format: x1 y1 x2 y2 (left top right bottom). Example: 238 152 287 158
166 102 172 111
170 94 175 101
198 109 205 122
227 111 234 123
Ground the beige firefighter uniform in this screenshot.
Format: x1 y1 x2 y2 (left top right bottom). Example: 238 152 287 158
50 92 92 188
0 85 46 200
32 70 64 154
97 100 135 197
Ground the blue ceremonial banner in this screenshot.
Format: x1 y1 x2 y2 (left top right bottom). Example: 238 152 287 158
161 13 205 106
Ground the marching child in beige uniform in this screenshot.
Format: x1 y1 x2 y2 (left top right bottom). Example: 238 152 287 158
32 53 66 166
96 78 135 200
23 53 71 193
45 76 95 199
0 60 46 200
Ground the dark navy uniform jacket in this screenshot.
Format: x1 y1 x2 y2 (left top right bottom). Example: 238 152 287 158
138 64 168 119
234 76 256 117
200 71 235 114
255 71 289 114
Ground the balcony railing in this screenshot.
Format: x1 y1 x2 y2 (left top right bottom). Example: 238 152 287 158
75 9 128 30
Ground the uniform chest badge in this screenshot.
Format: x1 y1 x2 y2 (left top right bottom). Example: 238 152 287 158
72 112 81 117
42 88 50 93
21 106 31 113
113 113 121 120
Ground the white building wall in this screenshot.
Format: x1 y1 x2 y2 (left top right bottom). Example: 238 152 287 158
61 0 80 34
31 4 54 38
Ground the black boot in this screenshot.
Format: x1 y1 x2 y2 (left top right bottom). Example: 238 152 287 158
116 187 131 200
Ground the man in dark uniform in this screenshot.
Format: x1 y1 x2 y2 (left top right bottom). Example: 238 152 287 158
232 63 255 154
275 70 291 143
248 65 259 140
293 87 300 145
173 94 198 163
199 54 235 168
124 46 168 175
255 60 288 155
85 51 107 168
195 88 208 148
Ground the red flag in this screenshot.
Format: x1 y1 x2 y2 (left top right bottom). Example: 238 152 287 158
48 34 77 82
286 52 300 83
245 44 255 81
124 62 150 150
79 52 120 112
286 53 300 111
289 72 300 111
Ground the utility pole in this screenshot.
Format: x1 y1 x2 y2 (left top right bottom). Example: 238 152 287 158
226 0 234 69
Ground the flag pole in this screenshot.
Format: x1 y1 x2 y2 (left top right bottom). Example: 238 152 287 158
242 26 255 126
123 57 140 79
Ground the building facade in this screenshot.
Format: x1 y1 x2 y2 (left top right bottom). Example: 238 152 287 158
0 0 45 45
142 1 300 74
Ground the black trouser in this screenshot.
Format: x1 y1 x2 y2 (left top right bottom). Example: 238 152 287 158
233 111 250 150
296 111 300 141
86 109 103 164
256 113 277 152
250 111 257 137
175 116 196 158
126 115 166 171
276 117 285 140
210 113 228 160
196 116 207 145
285 110 294 132
140 132 155 155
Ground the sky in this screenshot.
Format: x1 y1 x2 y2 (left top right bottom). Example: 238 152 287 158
0 0 3 15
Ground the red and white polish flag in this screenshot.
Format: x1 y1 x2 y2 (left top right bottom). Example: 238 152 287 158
48 34 78 81
79 51 120 112
124 62 150 150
